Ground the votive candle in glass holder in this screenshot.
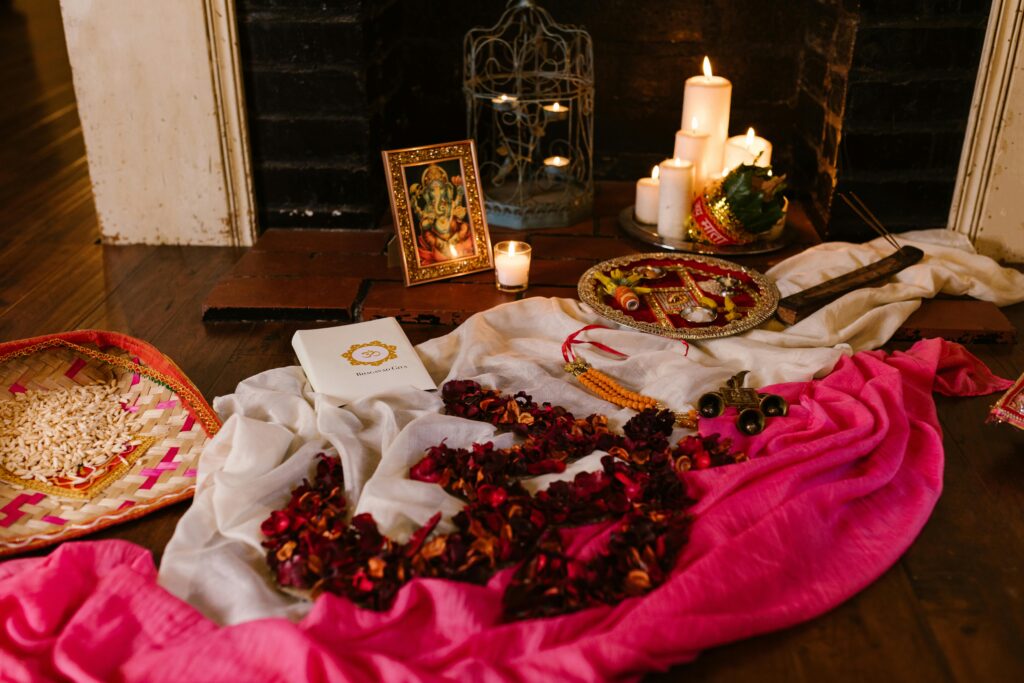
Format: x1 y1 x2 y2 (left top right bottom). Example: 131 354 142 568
493 240 532 293
492 93 518 112
543 102 570 121
543 155 570 177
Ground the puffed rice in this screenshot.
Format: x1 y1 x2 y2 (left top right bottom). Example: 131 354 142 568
0 382 142 482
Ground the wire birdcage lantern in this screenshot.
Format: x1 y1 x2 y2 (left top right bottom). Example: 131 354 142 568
464 0 594 229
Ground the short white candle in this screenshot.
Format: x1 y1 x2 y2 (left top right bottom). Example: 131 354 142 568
543 102 570 121
681 57 732 180
674 115 711 194
543 155 570 176
493 240 532 291
657 157 694 239
723 127 773 174
492 94 518 111
634 165 660 224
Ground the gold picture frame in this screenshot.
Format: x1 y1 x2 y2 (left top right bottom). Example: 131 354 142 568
382 140 494 286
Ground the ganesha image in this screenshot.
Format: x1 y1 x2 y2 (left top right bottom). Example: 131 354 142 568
408 162 475 266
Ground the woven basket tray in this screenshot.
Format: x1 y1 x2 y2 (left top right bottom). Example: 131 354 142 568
0 331 219 557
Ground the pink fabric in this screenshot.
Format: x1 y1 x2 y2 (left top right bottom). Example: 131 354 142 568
0 339 1009 682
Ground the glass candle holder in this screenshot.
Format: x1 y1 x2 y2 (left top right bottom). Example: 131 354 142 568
493 240 532 293
543 155 570 177
542 102 570 121
491 93 518 112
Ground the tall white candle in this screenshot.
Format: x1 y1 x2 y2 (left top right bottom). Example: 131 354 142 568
681 57 732 180
634 165 660 224
723 127 773 174
657 158 694 239
493 240 531 291
674 115 711 194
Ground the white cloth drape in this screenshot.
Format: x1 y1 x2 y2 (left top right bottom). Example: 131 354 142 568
158 230 1024 625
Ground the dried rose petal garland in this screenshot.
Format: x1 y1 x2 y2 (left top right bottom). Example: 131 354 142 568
262 380 746 620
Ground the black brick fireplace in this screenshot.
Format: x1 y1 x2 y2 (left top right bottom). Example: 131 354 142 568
236 0 991 240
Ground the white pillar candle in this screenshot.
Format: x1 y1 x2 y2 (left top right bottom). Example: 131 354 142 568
674 116 711 194
634 165 660 224
681 57 732 180
493 240 532 292
657 158 694 239
723 127 773 174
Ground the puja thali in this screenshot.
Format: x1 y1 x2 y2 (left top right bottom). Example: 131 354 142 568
577 253 780 340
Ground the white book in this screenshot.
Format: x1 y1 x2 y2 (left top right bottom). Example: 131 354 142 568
291 318 435 404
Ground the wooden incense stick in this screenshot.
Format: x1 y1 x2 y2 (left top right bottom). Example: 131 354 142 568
838 193 901 250
777 196 923 325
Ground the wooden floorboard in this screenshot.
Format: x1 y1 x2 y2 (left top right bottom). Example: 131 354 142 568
0 2 1023 681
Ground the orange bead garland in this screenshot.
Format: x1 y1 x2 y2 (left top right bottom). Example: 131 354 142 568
566 358 694 418
561 324 698 428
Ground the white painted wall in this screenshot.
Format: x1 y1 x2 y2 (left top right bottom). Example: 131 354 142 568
950 0 1024 263
60 0 255 246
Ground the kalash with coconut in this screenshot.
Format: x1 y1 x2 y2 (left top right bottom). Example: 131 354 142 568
687 163 788 246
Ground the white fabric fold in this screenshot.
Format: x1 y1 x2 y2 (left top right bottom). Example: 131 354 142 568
159 230 1024 624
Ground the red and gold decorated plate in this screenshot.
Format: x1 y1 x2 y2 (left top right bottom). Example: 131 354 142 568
577 253 780 340
0 330 219 557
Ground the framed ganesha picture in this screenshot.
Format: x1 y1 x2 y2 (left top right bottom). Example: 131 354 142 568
382 140 494 286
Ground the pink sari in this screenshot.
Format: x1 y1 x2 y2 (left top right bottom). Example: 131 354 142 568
0 339 1009 682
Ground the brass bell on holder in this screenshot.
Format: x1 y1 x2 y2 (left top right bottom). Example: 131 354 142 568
697 371 788 435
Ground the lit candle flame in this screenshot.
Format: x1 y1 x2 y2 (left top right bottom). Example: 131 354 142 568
498 94 509 102
746 127 756 149
690 116 699 133
552 103 564 111
702 56 713 79
508 242 517 256
652 165 660 180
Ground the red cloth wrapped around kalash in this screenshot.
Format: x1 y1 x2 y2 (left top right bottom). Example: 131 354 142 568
688 163 788 246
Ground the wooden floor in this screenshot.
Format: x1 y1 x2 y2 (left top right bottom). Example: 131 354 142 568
2 2 1023 681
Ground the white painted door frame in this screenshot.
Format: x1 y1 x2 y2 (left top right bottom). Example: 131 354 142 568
61 0 257 246
203 0 258 248
948 0 1024 262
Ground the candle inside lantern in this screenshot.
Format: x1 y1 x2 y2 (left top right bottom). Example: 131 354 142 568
673 115 711 194
657 157 694 239
722 127 773 174
543 102 570 121
492 93 518 111
681 57 732 180
543 155 570 176
493 240 532 292
634 165 660 224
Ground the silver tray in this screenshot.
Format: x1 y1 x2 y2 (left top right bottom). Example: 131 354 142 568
618 206 792 256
